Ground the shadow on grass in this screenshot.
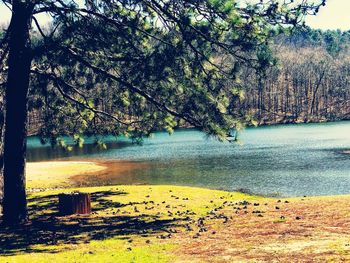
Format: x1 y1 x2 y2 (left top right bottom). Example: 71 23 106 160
0 190 182 256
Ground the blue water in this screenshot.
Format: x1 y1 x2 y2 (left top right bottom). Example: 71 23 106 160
27 121 350 197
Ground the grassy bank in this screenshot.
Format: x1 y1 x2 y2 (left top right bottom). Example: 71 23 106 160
1 161 350 262
0 185 261 263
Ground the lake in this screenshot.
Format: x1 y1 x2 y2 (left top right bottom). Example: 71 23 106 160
27 121 350 197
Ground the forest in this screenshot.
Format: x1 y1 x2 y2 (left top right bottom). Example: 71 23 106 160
244 28 350 124
7 27 347 136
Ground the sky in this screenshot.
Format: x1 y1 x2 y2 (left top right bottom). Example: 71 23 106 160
0 0 349 31
305 0 350 30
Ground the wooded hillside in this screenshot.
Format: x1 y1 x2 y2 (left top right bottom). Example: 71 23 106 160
4 27 350 136
242 28 350 125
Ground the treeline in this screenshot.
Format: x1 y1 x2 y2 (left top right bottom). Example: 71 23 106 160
240 27 350 125
5 27 350 135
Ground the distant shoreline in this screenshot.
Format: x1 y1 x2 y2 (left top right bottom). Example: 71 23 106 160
27 119 350 137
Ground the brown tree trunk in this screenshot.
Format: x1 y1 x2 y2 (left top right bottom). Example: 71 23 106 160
0 102 4 215
257 75 264 123
2 1 33 225
58 193 92 215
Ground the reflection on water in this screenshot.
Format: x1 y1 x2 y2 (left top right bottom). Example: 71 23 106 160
27 121 350 197
27 136 132 162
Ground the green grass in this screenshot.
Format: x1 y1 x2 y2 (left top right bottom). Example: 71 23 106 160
3 240 174 263
0 185 262 263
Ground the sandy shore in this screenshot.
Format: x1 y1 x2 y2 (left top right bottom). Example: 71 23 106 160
26 160 149 189
26 161 107 189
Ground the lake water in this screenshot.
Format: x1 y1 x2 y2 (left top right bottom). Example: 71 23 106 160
27 121 350 197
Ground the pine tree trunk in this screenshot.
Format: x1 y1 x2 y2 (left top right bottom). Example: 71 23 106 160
2 1 33 225
0 102 4 215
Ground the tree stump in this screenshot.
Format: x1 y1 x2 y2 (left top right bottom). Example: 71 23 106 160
58 192 91 216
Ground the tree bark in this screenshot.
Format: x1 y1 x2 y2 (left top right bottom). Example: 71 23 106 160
58 193 92 215
2 1 33 225
0 102 4 215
